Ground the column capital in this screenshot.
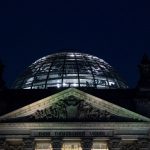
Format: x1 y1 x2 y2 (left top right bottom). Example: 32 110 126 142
23 138 35 150
51 137 63 150
108 138 122 150
81 138 93 150
121 141 138 150
138 138 150 150
0 138 5 150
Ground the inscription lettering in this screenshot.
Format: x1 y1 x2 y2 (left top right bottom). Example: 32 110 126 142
36 131 113 137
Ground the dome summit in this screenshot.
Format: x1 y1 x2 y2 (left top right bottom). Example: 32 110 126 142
13 52 128 89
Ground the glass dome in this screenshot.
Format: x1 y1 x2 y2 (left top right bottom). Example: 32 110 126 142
13 52 128 89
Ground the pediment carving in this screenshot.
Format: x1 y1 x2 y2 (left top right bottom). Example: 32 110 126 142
5 96 139 122
0 88 150 122
31 96 112 121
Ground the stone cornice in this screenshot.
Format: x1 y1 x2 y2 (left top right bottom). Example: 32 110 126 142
0 122 150 130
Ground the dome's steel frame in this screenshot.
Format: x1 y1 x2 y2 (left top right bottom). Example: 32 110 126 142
13 52 128 89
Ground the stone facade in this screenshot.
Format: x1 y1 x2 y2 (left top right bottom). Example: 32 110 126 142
0 88 150 150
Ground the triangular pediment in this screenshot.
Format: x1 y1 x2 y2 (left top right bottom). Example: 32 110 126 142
0 88 150 122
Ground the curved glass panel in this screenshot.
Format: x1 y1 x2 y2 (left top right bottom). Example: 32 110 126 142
13 52 128 89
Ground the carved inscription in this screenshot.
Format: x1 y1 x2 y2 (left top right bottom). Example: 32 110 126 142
32 130 113 137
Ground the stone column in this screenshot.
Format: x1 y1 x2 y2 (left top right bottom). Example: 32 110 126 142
51 138 63 150
0 138 5 150
108 138 122 150
138 138 150 150
23 138 35 150
81 138 93 150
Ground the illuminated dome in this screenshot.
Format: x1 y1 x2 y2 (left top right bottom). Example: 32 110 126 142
13 52 128 89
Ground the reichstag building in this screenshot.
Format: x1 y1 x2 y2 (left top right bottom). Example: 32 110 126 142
0 51 150 150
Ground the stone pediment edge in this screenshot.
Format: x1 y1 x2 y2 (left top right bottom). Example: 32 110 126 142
0 88 74 119
0 88 150 122
76 89 150 122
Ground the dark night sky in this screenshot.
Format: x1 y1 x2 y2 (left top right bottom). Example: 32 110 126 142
0 0 150 88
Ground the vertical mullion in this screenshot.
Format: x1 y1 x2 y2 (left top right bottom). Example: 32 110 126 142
31 61 46 89
62 53 67 87
74 53 80 87
44 56 56 89
83 55 97 88
95 60 111 89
